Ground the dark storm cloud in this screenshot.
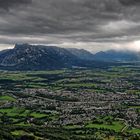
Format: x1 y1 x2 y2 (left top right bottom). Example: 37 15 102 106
0 0 140 51
119 0 140 6
0 0 32 11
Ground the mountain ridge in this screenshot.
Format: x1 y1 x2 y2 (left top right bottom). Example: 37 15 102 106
0 44 138 70
0 44 79 70
66 48 94 60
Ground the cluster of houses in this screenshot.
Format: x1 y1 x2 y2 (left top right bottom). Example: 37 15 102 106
1 87 139 128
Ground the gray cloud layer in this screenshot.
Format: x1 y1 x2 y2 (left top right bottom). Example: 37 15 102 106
0 0 140 51
0 0 32 11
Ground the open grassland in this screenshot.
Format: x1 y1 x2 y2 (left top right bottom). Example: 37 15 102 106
0 95 16 102
85 121 124 132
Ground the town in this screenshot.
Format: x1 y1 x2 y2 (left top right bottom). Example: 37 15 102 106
0 65 140 139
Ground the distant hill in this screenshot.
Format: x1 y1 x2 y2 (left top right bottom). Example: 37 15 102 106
66 48 94 60
67 48 140 62
93 50 140 62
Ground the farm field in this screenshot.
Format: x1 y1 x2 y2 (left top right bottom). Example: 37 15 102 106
0 65 140 139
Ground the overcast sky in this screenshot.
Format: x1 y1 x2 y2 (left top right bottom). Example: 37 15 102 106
0 0 140 52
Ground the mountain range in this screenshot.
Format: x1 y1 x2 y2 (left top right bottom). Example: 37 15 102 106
93 50 140 62
67 48 140 62
0 44 79 70
0 44 139 70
